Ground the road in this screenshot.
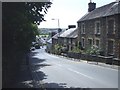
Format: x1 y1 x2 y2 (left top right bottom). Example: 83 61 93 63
29 47 118 88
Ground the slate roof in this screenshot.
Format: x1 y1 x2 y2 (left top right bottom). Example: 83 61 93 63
77 2 120 22
52 29 66 39
59 28 78 38
46 38 52 44
67 28 78 38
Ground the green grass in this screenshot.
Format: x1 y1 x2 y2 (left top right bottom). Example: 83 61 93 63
39 34 49 37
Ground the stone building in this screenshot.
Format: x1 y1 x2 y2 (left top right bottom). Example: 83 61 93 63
58 28 78 52
77 1 120 59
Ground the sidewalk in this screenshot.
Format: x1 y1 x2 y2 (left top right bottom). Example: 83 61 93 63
51 53 119 70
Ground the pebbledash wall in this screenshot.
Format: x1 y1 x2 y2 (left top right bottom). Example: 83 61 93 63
77 1 120 59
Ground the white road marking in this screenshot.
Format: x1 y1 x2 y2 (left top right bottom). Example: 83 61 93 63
67 68 94 80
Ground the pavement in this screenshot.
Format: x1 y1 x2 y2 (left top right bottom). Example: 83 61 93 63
53 54 119 70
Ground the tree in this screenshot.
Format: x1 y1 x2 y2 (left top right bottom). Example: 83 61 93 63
2 2 52 87
3 2 52 53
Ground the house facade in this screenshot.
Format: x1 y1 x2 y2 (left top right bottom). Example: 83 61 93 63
51 28 78 54
58 28 78 52
66 28 78 51
77 1 120 59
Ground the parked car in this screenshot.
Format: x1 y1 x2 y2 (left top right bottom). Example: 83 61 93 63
35 43 40 49
30 46 35 51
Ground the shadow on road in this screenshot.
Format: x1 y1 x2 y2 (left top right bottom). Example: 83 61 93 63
29 50 93 88
43 82 67 88
30 51 39 57
31 57 46 65
29 55 70 88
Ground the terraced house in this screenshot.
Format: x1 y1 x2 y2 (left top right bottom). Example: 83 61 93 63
58 28 78 52
77 1 120 61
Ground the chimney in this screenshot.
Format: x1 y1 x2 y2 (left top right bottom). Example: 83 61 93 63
88 1 96 12
58 28 62 33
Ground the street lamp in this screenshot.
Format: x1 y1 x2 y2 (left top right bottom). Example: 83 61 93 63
51 18 62 34
51 18 60 29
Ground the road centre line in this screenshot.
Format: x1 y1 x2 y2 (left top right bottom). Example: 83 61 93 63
67 68 94 80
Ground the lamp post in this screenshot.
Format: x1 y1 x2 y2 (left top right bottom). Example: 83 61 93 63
51 18 60 29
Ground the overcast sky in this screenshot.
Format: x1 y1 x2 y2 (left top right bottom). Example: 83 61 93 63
38 0 116 28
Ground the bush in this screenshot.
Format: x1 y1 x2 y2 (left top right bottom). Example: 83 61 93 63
69 46 82 53
54 44 63 55
69 41 82 53
85 45 100 55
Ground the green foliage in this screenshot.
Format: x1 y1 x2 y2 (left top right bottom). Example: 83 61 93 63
2 2 52 87
3 2 52 54
54 44 63 55
25 2 52 25
85 45 100 55
70 46 81 53
69 41 82 53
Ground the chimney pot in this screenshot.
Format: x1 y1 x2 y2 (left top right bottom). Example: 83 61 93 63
88 2 96 12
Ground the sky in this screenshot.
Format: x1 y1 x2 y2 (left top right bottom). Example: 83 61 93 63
38 0 116 29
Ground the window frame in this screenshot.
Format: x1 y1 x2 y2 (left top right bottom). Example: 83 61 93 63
81 23 85 34
107 39 115 55
107 19 115 34
81 37 85 48
88 38 93 47
95 38 100 48
95 21 101 34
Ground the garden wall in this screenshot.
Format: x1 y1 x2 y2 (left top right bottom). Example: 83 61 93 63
67 52 120 66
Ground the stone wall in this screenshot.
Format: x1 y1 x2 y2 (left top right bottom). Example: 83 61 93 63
67 52 120 65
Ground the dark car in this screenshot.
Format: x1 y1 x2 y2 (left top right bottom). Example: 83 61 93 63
35 43 40 49
30 46 35 51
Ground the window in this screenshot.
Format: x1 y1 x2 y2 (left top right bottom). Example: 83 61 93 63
88 39 93 47
96 39 100 48
81 23 85 34
95 22 100 34
108 40 114 55
68 39 71 44
108 19 115 34
81 38 85 48
64 38 67 43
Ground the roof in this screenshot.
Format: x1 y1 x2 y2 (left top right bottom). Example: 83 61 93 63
52 30 66 39
46 38 52 44
67 28 78 38
59 28 78 38
77 2 120 22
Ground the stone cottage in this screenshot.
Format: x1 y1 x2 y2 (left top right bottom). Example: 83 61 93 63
77 1 120 61
58 28 78 52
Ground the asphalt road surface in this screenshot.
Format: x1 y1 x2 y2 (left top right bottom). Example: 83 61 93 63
29 47 118 88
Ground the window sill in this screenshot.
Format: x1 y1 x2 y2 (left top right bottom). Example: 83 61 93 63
95 33 100 35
